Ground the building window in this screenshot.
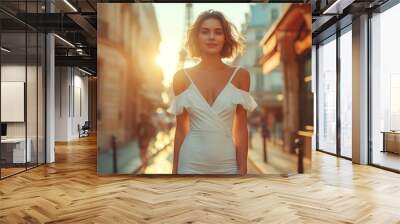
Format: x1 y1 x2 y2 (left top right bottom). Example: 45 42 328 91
271 9 278 22
371 3 400 171
256 31 264 40
317 36 337 155
339 28 352 158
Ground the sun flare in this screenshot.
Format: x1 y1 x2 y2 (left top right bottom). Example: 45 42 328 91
156 41 180 87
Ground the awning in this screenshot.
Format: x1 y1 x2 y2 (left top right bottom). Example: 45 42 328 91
261 51 280 75
259 4 311 75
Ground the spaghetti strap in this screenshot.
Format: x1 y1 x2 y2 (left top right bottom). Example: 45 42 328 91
183 69 194 84
229 66 241 83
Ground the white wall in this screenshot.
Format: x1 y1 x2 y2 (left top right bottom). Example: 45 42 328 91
55 67 89 141
1 65 26 81
72 72 89 138
1 65 29 138
55 67 68 141
1 63 46 164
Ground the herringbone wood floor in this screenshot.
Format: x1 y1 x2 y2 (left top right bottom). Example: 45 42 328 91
1 135 400 223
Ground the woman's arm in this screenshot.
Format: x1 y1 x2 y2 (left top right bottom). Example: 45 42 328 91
233 69 251 175
173 112 190 174
171 70 190 174
234 106 249 175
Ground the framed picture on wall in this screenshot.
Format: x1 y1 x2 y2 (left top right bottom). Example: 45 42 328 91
1 81 25 122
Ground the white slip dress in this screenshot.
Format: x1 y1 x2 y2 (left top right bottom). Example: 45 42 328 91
167 66 258 174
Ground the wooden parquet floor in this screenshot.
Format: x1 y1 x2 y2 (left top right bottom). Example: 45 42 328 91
1 135 400 223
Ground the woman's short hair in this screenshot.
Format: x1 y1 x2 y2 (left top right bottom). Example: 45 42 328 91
186 10 244 59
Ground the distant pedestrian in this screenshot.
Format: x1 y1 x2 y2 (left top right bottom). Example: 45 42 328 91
261 108 270 162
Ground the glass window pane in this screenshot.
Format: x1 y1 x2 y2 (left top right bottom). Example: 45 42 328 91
317 37 337 154
340 29 352 158
371 4 400 171
27 31 38 169
1 31 27 177
0 1 46 179
38 32 45 165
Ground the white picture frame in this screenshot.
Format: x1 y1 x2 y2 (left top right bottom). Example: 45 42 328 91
1 81 25 122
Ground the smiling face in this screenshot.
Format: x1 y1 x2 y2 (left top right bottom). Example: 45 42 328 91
197 18 225 57
186 10 243 59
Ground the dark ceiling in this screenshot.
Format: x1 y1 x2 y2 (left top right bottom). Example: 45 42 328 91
311 0 390 44
0 0 97 75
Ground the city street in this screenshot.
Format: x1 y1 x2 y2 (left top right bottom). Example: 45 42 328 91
249 131 311 174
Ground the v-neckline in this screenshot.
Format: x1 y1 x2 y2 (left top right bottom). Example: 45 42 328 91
190 81 231 109
186 67 237 109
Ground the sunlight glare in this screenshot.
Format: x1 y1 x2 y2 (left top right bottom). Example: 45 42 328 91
156 41 180 88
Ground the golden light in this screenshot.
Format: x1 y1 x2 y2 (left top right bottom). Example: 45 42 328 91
155 53 164 67
276 94 284 101
156 41 180 88
161 92 170 104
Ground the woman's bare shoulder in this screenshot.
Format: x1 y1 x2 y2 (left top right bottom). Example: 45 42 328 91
172 69 191 96
232 67 250 92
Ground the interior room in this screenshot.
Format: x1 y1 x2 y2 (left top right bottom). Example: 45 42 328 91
0 19 46 178
370 2 400 171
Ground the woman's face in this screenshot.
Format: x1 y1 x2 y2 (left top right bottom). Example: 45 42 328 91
197 18 225 56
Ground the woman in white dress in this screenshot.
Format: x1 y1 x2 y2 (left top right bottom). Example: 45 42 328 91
167 10 257 175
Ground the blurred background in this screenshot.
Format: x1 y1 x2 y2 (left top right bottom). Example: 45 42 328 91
97 3 312 175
